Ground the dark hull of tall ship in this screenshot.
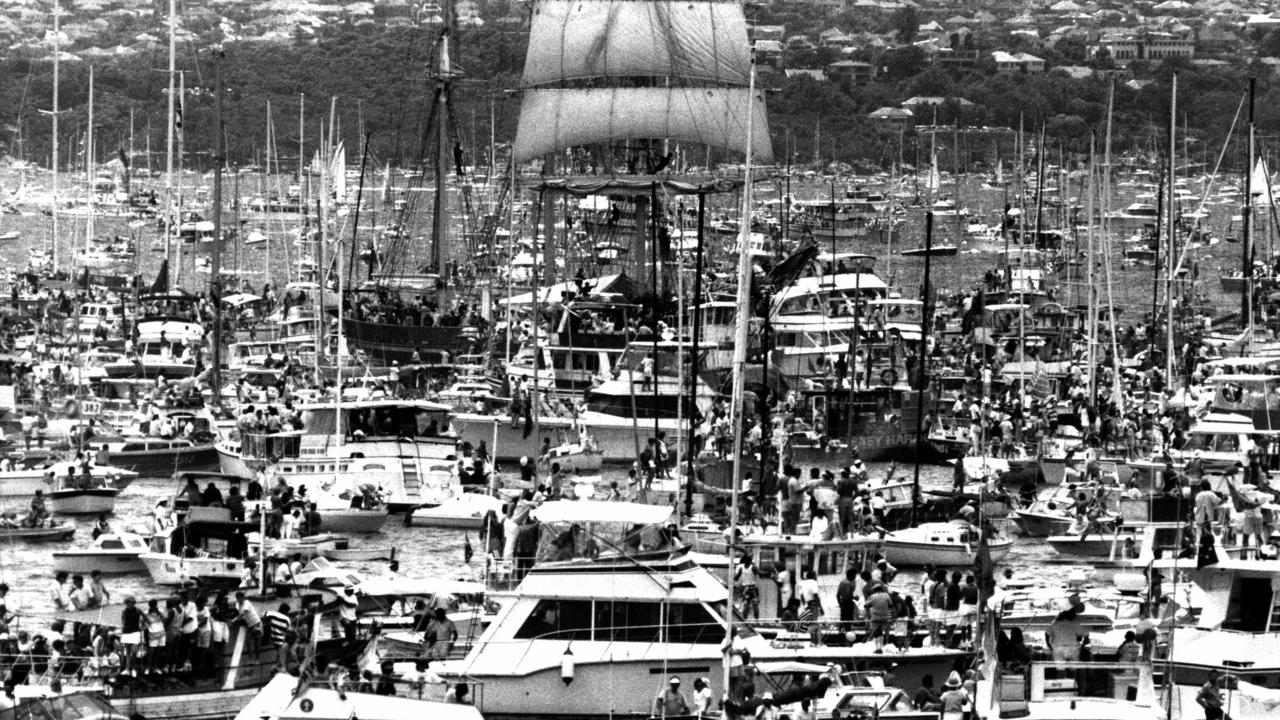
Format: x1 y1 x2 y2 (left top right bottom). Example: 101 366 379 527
800 386 930 462
342 317 479 364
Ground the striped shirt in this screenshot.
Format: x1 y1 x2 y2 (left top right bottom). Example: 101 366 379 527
264 610 291 645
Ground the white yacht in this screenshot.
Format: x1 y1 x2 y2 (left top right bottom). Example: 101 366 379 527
438 502 965 718
1164 559 1280 717
216 398 459 512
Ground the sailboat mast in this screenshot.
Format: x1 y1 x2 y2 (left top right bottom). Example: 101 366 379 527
51 0 61 273
1086 136 1098 406
164 0 175 283
210 50 225 406
1243 78 1256 336
86 65 94 252
1165 73 1178 382
724 61 758 695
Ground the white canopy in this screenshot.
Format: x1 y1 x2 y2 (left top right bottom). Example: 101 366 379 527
532 500 673 525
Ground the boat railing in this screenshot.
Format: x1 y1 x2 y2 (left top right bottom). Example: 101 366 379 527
309 676 484 706
240 433 302 460
1024 660 1156 705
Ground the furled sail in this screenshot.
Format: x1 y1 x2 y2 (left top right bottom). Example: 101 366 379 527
513 87 772 164
522 0 752 87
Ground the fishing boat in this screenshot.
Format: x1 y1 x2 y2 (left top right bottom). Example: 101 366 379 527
879 520 1013 566
52 531 151 573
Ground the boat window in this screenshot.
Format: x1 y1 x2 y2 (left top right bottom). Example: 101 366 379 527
1215 434 1240 453
101 539 124 549
594 600 662 642
514 599 593 641
665 602 722 644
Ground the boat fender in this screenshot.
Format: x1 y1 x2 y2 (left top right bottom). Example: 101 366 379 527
879 369 898 386
561 646 574 685
64 399 80 419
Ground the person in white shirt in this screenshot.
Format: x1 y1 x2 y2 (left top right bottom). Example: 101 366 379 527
692 677 714 717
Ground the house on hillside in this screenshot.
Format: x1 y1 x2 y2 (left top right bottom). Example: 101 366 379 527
785 68 828 82
754 39 784 67
992 51 1046 72
1092 31 1194 64
869 107 914 132
828 59 875 85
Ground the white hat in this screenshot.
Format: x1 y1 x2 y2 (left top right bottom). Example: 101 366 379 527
945 671 963 688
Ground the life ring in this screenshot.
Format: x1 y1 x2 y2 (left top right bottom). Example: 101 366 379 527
63 400 80 419
880 368 899 386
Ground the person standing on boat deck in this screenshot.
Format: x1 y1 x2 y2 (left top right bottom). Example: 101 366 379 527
1046 608 1086 667
337 586 359 643
939 672 968 720
87 571 109 608
1194 479 1220 544
654 677 691 718
120 597 142 677
692 677 714 718
836 569 858 631
264 603 292 646
235 591 264 652
735 555 761 620
1197 669 1231 720
49 572 71 612
754 692 780 720
864 582 894 654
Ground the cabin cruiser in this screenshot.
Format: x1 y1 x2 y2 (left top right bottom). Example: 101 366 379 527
438 501 966 717
53 531 151 574
233 673 482 720
216 398 459 511
880 520 1013 566
1164 559 1280 718
453 340 713 463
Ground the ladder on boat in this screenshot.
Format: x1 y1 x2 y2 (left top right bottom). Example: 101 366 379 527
399 448 421 504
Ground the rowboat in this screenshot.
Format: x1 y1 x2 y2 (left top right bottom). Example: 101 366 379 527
319 541 397 562
0 522 75 542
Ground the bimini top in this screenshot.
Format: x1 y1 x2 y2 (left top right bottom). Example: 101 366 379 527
532 500 674 526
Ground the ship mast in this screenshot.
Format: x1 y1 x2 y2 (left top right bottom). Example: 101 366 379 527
429 20 455 274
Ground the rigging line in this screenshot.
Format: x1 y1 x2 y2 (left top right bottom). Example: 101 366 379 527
1171 93 1244 279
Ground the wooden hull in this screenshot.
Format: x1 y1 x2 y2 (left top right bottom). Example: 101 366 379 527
48 488 119 515
315 509 387 534
318 546 396 562
0 523 75 541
